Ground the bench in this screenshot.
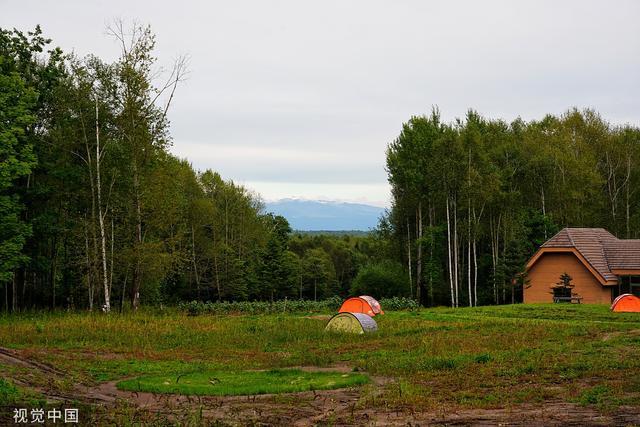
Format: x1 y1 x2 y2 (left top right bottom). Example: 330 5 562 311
553 296 583 304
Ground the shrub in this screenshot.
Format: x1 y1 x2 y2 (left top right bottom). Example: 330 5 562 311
379 296 419 311
349 260 411 298
179 295 419 315
179 296 343 316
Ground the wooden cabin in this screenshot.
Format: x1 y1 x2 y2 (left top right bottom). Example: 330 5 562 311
524 228 640 304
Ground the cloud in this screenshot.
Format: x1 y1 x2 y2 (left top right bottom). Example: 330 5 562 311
3 0 639 207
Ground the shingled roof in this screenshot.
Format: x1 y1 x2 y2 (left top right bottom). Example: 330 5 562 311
538 228 640 282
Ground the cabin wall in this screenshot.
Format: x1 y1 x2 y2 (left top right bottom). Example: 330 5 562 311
525 252 611 304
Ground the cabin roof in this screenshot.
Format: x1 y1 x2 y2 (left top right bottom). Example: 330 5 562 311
534 228 640 282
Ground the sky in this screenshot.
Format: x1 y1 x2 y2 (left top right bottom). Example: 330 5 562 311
3 1 639 207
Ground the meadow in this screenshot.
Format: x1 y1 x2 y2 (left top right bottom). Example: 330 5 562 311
1 304 639 425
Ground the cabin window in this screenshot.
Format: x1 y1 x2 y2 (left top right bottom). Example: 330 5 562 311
613 276 640 300
632 276 640 298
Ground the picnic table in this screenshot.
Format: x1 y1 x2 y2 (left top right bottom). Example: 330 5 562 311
553 296 583 304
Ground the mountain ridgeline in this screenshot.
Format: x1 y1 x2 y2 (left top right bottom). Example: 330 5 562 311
265 199 385 231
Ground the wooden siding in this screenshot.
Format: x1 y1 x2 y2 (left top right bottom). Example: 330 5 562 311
525 252 611 304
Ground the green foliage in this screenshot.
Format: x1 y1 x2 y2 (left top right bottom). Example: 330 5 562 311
179 297 343 315
385 107 640 307
301 248 337 300
378 296 419 311
256 214 295 300
0 28 40 284
556 273 573 288
0 377 19 403
178 296 419 315
2 23 640 314
349 260 410 298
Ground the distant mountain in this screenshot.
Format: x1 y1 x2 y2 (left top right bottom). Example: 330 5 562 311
293 230 371 237
265 199 386 231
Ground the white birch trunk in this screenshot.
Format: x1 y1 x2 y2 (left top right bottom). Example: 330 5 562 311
473 239 478 307
467 201 472 307
95 97 110 312
446 196 454 307
453 196 459 308
407 216 413 299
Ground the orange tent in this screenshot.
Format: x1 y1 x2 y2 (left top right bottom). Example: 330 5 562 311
338 295 384 316
610 294 640 312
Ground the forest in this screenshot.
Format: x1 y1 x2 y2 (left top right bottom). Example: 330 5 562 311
386 108 640 307
2 25 640 312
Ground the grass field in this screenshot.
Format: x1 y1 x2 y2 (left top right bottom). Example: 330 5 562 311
117 369 370 396
1 304 639 425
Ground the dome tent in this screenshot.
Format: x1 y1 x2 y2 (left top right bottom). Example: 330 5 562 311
338 295 384 317
324 312 378 334
611 294 640 312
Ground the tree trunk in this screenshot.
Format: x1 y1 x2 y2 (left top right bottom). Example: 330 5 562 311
224 193 229 284
12 272 17 313
191 224 200 298
541 186 547 239
626 156 631 238
83 117 100 313
109 217 114 299
51 243 57 309
446 196 454 307
84 219 94 311
131 164 143 310
467 201 472 307
416 202 423 304
502 226 507 304
490 214 501 305
406 216 413 299
428 203 434 306
120 271 128 314
473 239 478 307
453 196 459 308
213 247 221 301
467 148 472 307
95 98 110 312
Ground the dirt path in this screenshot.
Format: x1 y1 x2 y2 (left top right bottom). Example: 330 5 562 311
2 346 639 426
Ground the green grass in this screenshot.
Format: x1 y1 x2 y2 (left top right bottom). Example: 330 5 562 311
0 374 47 408
1 304 639 413
0 378 20 403
116 368 370 396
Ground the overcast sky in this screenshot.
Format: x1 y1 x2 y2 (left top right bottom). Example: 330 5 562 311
3 1 639 207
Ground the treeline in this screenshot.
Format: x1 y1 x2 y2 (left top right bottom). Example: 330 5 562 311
179 296 418 316
0 24 263 311
0 25 405 312
6 25 639 312
385 108 640 307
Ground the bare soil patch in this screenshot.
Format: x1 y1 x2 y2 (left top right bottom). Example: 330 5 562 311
602 328 640 341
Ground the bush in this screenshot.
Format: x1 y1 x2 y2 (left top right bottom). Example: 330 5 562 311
179 297 343 316
349 260 410 298
179 295 419 315
379 296 419 311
